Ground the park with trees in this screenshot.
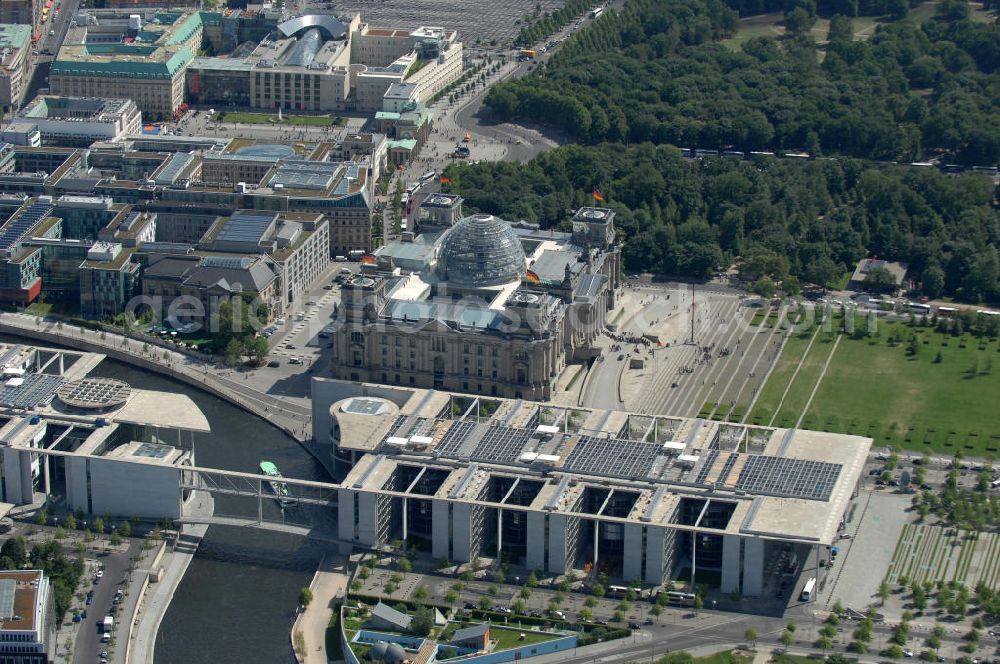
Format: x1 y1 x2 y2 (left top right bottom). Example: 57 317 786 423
450 0 999 304
446 143 998 301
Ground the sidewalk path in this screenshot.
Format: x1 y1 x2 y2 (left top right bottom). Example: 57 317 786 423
128 492 213 664
293 553 349 664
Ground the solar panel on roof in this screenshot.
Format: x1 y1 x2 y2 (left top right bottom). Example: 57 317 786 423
0 202 53 250
433 420 477 457
469 424 532 464
564 435 662 480
0 579 15 619
0 373 62 408
734 456 842 501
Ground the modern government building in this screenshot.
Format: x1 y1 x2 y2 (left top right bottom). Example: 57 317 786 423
312 379 871 598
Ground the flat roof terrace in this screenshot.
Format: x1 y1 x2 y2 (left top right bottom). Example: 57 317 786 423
0 570 43 633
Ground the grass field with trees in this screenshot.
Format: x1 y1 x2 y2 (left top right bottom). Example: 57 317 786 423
486 0 999 164
748 311 1000 455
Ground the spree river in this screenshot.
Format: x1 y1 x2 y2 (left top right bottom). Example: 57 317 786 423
83 359 330 664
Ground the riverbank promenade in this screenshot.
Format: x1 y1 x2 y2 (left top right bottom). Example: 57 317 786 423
293 553 349 664
0 312 314 444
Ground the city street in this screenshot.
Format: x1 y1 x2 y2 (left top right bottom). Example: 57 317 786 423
22 0 80 102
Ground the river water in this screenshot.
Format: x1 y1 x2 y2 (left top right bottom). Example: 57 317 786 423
72 356 330 664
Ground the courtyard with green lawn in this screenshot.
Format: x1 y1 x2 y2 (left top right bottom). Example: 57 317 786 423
749 318 1000 456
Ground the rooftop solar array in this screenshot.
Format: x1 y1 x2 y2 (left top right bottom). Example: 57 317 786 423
216 213 273 244
564 435 662 480
383 416 408 440
433 420 477 457
469 425 532 464
0 202 52 251
132 443 174 459
344 397 387 415
694 450 721 484
0 579 14 619
0 345 23 367
734 456 842 501
0 373 62 408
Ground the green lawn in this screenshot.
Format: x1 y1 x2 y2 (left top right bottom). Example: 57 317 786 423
697 650 755 664
748 325 838 428
212 112 346 126
24 302 53 316
490 627 558 651
789 323 1000 455
746 326 816 426
722 9 886 51
772 655 820 664
902 0 994 24
720 13 785 50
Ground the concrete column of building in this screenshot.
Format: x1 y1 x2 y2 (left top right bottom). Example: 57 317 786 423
357 492 380 547
741 538 764 597
401 497 408 541
644 526 667 585
338 488 356 542
1 448 32 505
431 499 450 561
525 511 546 571
64 457 87 515
547 513 569 575
592 519 600 573
720 535 741 594
496 508 503 561
451 502 473 563
622 523 644 583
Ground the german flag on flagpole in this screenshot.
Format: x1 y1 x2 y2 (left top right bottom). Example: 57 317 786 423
440 175 453 185
592 189 605 202
525 270 541 284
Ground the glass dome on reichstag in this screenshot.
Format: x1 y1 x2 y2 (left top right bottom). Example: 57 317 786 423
436 214 526 287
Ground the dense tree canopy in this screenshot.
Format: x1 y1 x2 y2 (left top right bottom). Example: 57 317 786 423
485 0 1000 163
447 143 1000 301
